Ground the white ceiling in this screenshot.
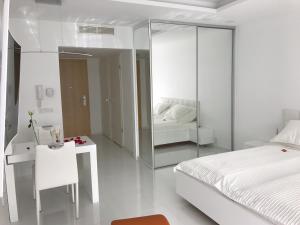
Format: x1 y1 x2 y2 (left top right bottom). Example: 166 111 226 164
9 0 300 26
10 0 217 26
218 0 300 24
127 0 236 8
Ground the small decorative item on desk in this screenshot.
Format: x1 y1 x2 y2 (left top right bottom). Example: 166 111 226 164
27 111 40 144
64 136 87 145
50 127 61 143
49 127 63 149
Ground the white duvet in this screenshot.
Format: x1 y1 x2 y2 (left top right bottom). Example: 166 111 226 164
175 144 300 225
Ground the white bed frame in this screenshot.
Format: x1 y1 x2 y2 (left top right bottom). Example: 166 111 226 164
175 170 272 225
175 109 300 225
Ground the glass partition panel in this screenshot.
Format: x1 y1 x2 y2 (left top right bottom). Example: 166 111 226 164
134 23 153 168
151 22 197 168
197 27 233 156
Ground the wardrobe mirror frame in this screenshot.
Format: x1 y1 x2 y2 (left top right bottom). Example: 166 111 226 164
133 20 155 168
194 24 235 154
150 21 198 168
134 20 235 169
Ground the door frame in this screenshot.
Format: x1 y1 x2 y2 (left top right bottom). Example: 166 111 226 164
100 54 124 147
118 55 125 147
110 53 124 146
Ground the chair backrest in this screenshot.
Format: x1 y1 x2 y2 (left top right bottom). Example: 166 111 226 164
35 141 78 191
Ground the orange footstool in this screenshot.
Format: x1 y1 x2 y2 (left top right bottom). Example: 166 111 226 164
111 214 170 225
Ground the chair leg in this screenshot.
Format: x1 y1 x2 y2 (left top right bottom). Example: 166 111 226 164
32 165 36 200
71 184 75 203
39 195 42 212
33 184 36 200
36 190 40 225
75 183 79 219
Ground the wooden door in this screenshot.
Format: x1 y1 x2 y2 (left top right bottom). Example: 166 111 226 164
59 59 91 138
110 54 123 146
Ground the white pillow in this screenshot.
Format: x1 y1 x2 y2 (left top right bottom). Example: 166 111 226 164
153 102 171 115
270 120 300 146
178 108 196 123
163 104 194 121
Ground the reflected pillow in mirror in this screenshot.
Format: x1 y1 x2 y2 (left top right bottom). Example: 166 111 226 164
270 120 300 146
178 108 196 123
154 102 171 115
163 104 194 121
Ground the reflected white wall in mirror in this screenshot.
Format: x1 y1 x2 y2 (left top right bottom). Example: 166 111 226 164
151 23 198 168
152 25 196 106
197 27 233 151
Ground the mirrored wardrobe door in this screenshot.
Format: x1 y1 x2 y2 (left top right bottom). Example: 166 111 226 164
197 27 233 156
134 23 154 168
151 22 198 168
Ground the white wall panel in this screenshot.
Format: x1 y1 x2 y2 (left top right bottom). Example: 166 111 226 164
9 18 133 140
17 53 63 142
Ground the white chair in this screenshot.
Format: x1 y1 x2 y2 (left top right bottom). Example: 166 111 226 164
35 141 79 225
33 125 65 200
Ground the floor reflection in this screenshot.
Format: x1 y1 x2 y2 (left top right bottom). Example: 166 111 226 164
0 135 216 225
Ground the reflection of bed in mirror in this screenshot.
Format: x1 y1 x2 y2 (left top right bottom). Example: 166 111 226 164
153 97 214 146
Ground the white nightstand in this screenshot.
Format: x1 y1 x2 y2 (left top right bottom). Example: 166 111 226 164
244 140 267 148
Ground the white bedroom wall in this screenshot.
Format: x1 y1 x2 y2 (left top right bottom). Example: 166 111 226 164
234 13 300 149
10 19 133 52
87 58 102 135
9 18 133 141
152 29 196 106
134 26 149 50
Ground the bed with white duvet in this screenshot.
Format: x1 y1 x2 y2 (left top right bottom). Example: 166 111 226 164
175 120 300 225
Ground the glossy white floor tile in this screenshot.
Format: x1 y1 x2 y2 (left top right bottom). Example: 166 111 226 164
0 135 217 225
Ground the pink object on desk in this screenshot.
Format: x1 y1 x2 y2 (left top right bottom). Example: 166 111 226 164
64 137 87 145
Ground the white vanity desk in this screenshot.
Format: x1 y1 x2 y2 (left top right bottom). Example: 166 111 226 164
5 136 99 223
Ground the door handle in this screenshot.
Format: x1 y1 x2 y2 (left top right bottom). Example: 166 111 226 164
81 95 87 106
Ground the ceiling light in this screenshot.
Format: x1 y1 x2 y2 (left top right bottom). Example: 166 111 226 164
35 0 62 5
59 51 93 57
111 0 216 13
